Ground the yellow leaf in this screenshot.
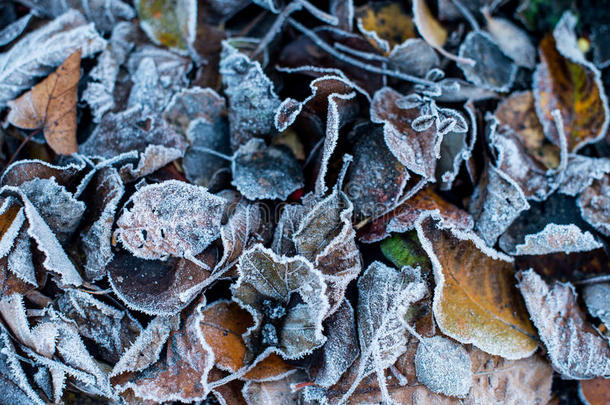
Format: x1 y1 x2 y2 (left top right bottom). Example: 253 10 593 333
357 2 415 51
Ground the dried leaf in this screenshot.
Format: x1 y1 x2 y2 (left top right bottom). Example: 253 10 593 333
231 139 304 201
0 12 32 47
508 223 602 256
518 269 610 379
416 215 538 359
483 9 536 69
356 2 415 51
0 9 105 105
583 283 610 327
533 12 610 152
580 377 610 405
107 247 217 315
361 186 473 243
163 86 226 134
371 87 441 180
115 180 226 260
415 336 472 397
340 262 426 403
221 43 281 150
242 371 307 405
232 244 328 359
7 50 81 155
578 175 610 237
388 38 440 78
412 0 448 54
458 31 517 92
136 0 196 53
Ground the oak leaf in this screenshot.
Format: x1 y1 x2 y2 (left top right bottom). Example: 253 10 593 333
7 50 81 155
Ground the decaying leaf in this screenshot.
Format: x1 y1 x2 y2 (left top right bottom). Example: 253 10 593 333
533 11 610 152
583 283 610 328
508 223 602 256
580 377 610 405
483 8 536 69
518 269 610 379
0 9 105 105
578 175 610 237
231 139 304 201
115 180 226 260
415 335 472 398
136 0 196 53
7 50 81 155
416 215 538 359
232 244 328 359
356 2 415 51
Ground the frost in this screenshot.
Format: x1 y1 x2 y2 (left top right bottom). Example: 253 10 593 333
388 39 439 78
220 42 281 149
7 227 37 287
232 244 329 359
115 180 225 259
510 224 602 255
518 270 610 379
559 156 610 196
457 31 517 92
313 299 359 388
232 138 304 201
0 13 32 47
415 336 472 397
577 175 610 237
583 283 610 327
127 57 173 113
371 87 442 180
163 87 226 134
15 0 135 32
19 177 86 244
118 144 184 181
111 315 179 377
184 119 231 187
469 164 529 247
484 11 536 69
339 262 426 403
271 203 307 256
126 45 191 87
82 46 120 122
0 10 106 105
0 205 25 259
79 167 124 281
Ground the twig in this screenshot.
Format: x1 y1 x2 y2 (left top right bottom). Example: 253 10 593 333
452 0 480 31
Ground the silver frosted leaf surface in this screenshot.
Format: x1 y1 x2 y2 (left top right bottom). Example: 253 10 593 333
583 283 610 327
577 175 610 237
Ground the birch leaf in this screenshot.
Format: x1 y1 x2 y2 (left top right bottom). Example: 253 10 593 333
416 215 538 359
7 51 81 155
518 269 610 379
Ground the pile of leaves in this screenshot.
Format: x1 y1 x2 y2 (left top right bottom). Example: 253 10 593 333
0 0 609 403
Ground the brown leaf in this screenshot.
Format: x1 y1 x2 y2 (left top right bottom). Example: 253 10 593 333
578 175 610 237
359 186 473 243
518 269 610 379
416 215 538 359
579 377 610 405
355 2 415 51
7 50 81 155
533 12 609 152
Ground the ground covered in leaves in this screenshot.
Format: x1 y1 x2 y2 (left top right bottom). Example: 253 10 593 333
0 0 610 404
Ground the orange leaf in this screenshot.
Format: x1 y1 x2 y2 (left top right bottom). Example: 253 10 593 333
7 50 81 155
580 377 610 405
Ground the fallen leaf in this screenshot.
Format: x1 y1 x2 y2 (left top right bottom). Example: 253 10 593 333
580 377 610 405
356 2 415 51
578 175 610 237
136 0 196 53
533 11 610 152
7 50 81 155
483 8 536 69
518 269 610 379
508 223 602 256
583 283 610 327
115 180 226 260
416 215 538 360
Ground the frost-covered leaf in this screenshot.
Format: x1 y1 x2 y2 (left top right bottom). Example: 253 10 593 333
361 186 473 243
7 50 81 155
232 244 328 359
200 300 294 380
469 163 530 247
415 336 472 397
163 86 226 134
583 283 610 327
111 315 179 377
458 31 517 92
466 346 552 405
312 299 359 388
127 56 174 113
221 43 281 150
115 180 226 260
15 0 135 32
56 289 141 364
271 203 308 256
79 106 187 158
388 38 440 78
242 371 307 405
0 12 32 47
0 9 106 105
371 87 442 180
112 298 214 402
231 139 304 201
533 11 610 152
416 215 538 359
559 156 610 196
340 262 426 403
518 269 610 379
108 246 217 315
78 167 123 281
356 2 415 51
507 223 602 256
294 188 361 315
19 177 85 244
578 175 610 237
136 0 196 53
344 123 409 220
483 9 536 69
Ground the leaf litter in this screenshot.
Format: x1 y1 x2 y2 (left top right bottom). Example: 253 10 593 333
0 1 609 404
